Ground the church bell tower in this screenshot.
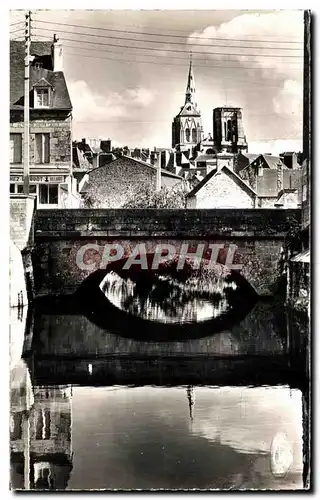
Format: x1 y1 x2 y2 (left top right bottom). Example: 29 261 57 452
213 107 248 154
172 57 203 151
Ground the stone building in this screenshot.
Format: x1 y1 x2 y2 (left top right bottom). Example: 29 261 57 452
213 107 248 154
80 155 183 208
167 59 249 183
186 164 257 209
239 154 301 208
172 58 203 153
10 384 73 490
10 37 78 207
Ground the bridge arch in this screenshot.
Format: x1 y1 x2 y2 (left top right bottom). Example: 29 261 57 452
32 208 300 298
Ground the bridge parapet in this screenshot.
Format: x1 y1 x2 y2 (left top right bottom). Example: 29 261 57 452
35 208 301 239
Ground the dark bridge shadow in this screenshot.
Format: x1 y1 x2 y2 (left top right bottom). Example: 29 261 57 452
69 255 258 343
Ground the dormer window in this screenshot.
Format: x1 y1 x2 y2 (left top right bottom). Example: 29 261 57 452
35 88 50 108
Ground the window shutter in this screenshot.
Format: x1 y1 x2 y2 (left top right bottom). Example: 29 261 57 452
44 134 50 163
35 134 42 163
10 134 22 163
10 136 14 163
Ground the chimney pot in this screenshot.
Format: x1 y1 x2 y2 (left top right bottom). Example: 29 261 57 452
52 37 63 72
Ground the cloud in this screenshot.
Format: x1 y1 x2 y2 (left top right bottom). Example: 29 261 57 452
248 139 302 155
186 11 304 146
188 11 303 78
68 80 156 125
273 79 303 115
126 87 155 106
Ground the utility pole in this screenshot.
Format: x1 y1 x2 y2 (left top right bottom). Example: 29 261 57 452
23 11 31 195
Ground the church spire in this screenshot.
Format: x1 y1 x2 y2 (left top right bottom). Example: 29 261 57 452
185 53 196 106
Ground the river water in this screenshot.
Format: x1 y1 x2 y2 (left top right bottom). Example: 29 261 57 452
9 267 309 491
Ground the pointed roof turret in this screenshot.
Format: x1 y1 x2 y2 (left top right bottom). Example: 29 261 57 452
185 54 197 107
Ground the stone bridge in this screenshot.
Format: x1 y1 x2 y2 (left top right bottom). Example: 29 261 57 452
32 208 300 297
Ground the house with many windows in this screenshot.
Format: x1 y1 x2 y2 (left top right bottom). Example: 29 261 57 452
10 37 79 207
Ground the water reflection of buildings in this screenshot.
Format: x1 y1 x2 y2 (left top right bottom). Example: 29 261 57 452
10 384 73 490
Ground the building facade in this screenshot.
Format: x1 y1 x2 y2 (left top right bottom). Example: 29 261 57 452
239 154 301 208
186 164 257 209
10 38 78 208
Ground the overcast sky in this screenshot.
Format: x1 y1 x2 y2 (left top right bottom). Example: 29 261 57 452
10 9 304 154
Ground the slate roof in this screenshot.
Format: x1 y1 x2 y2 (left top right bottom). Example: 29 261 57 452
10 40 72 111
187 165 257 198
239 152 260 163
248 154 287 170
195 154 217 162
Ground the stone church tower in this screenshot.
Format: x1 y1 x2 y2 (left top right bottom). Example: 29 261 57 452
213 107 248 154
172 58 203 151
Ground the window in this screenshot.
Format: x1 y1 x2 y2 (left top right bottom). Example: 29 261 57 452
185 128 190 142
35 409 51 440
192 128 197 143
35 133 50 164
10 412 23 440
10 133 22 164
226 119 232 142
11 184 36 194
39 184 58 205
35 88 49 107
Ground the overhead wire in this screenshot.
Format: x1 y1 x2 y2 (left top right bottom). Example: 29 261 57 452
33 18 303 44
31 27 303 59
31 33 301 68
9 20 25 27
12 14 302 141
61 50 302 87
10 27 25 35
32 24 303 52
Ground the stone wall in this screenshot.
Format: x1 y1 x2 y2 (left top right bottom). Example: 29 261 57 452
83 157 181 208
10 114 72 168
10 195 36 250
9 241 27 308
32 208 300 297
187 169 255 209
10 195 37 306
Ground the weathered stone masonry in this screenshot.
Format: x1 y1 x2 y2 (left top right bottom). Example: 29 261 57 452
10 114 72 167
33 208 301 297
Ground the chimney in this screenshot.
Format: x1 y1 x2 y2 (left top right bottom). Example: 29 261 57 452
52 35 63 72
100 140 111 153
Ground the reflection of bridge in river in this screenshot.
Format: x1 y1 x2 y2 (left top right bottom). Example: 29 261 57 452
23 299 307 391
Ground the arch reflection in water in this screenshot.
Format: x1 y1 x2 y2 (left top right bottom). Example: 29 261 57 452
95 256 254 334
78 255 259 341
99 269 238 324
